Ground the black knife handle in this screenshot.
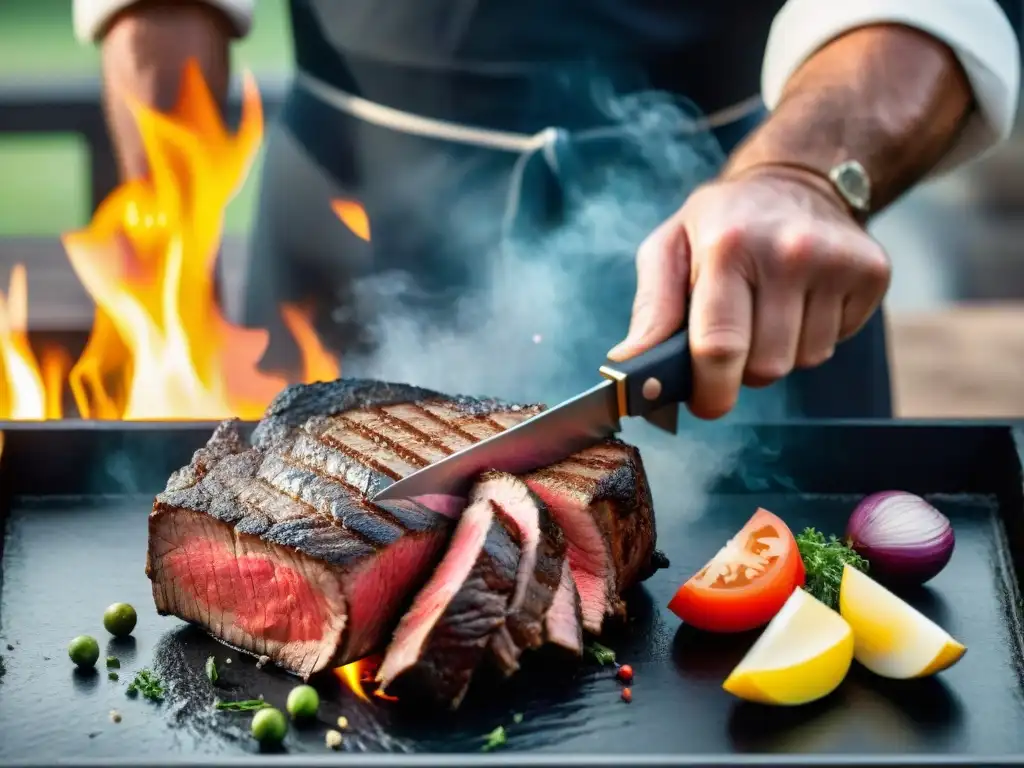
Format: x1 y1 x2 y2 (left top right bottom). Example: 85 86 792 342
599 329 693 419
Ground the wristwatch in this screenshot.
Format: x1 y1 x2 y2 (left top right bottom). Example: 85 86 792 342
828 160 872 224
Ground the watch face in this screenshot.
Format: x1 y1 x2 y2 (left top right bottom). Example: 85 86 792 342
831 161 871 212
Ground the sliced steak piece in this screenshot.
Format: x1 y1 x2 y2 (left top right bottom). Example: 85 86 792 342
524 440 660 634
473 472 580 675
148 379 540 679
376 485 521 709
545 559 584 655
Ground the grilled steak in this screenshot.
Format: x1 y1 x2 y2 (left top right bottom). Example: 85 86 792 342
476 472 581 676
147 377 663 692
147 380 539 679
525 441 658 633
376 481 521 709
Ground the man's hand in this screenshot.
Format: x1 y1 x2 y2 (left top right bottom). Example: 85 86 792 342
608 167 890 419
609 24 975 419
101 1 233 180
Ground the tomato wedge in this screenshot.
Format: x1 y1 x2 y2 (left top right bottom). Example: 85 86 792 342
668 508 805 633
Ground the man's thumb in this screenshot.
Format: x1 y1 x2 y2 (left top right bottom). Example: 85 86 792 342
607 220 689 362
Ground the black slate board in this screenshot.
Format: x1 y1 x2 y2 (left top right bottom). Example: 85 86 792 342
1 421 1024 766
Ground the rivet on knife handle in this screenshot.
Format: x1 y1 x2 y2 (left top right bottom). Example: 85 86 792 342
599 329 693 419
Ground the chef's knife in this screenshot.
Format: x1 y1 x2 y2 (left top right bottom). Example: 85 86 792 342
372 329 692 502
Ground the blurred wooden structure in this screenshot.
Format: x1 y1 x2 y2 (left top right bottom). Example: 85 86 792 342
889 305 1024 417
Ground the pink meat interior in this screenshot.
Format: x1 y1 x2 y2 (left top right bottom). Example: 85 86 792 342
545 559 582 652
376 497 493 685
343 533 446 661
525 478 611 631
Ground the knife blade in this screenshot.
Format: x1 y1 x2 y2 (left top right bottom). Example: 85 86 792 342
372 328 693 502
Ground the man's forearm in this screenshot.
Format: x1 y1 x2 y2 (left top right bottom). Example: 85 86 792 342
100 0 233 180
723 24 974 213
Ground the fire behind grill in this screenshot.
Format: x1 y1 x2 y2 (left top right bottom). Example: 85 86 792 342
21 329 308 419
1 420 1024 766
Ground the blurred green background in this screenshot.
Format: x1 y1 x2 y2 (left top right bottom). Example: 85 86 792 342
0 0 294 236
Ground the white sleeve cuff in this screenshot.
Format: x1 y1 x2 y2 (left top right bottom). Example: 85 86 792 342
762 0 1021 175
74 0 255 42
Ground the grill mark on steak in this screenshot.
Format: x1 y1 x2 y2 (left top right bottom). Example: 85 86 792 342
281 440 366 497
405 403 497 444
336 414 432 469
317 426 412 480
417 402 510 441
341 407 456 464
258 454 395 548
383 402 483 447
552 454 622 471
286 428 390 498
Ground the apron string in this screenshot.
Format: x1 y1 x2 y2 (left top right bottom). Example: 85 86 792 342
295 71 551 152
294 70 763 153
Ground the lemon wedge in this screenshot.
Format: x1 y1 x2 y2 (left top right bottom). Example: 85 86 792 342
723 587 854 705
839 564 965 679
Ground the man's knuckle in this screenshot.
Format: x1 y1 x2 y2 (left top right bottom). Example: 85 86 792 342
776 231 818 270
691 330 748 365
704 227 746 264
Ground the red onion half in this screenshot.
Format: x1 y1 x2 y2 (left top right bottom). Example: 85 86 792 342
845 491 955 586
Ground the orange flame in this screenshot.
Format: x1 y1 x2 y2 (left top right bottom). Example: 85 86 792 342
331 200 371 242
0 265 48 420
280 303 341 383
0 60 346 423
333 656 398 703
61 60 287 420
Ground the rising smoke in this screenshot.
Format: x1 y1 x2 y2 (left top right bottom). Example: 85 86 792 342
336 83 758 519
345 85 723 400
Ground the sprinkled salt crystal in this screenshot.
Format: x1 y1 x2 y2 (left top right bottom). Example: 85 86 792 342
532 334 543 344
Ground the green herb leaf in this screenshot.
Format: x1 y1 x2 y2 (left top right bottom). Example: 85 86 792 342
512 712 523 724
796 527 869 610
585 641 616 666
481 725 507 752
205 656 218 684
106 656 120 669
126 669 165 701
108 671 119 681
214 699 270 712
